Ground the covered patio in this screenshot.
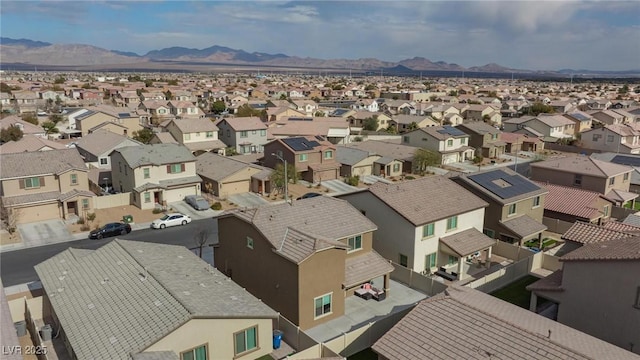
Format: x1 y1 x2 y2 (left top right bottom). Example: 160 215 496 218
438 228 497 281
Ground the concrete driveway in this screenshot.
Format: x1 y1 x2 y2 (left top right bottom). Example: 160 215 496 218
17 220 73 248
228 193 269 208
321 179 359 194
169 201 220 220
362 175 393 185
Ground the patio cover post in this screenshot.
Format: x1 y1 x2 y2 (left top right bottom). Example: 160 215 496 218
486 247 492 269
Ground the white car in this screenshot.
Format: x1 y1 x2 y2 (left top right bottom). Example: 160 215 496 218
151 213 192 229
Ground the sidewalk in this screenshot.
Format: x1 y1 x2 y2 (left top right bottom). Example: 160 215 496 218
0 221 153 253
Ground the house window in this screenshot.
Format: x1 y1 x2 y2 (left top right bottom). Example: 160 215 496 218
226 129 230 137
144 168 150 179
422 223 435 238
399 254 408 267
260 129 267 136
533 196 540 208
196 132 200 137
299 154 308 162
508 203 517 216
425 253 437 270
100 158 108 165
604 205 609 217
206 131 213 138
403 136 409 143
634 287 640 309
184 133 191 141
347 235 362 252
240 131 248 138
574 174 582 186
144 192 151 203
324 150 333 159
246 237 254 249
447 255 457 265
609 177 615 185
461 137 466 145
82 199 89 210
393 163 400 172
624 173 630 181
181 344 207 360
483 228 495 238
446 216 458 231
23 177 41 189
314 293 332 318
168 164 184 174
607 135 614 142
70 173 78 185
119 162 122 173
447 139 453 147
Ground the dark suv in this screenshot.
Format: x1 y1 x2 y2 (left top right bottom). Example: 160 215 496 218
89 222 132 239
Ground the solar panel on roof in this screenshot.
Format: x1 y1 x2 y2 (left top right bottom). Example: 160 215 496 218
288 117 313 122
436 125 467 137
118 113 130 118
468 169 541 199
569 112 590 121
282 137 320 151
611 155 640 167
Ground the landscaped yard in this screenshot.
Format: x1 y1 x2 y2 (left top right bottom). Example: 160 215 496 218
623 201 640 211
489 275 540 309
523 237 558 251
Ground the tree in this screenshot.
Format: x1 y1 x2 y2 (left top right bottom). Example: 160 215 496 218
279 93 288 100
49 114 63 124
194 226 210 258
407 122 419 131
448 90 458 96
144 79 154 87
164 90 173 100
210 100 226 114
270 163 299 196
0 125 23 142
0 82 13 94
314 110 325 117
413 149 440 174
529 102 555 116
236 104 262 117
42 121 59 135
132 128 154 144
363 116 379 131
167 79 178 86
618 84 629 94
22 113 38 125
54 76 66 84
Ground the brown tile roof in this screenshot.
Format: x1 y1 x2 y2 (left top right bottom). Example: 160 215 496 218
0 115 45 135
561 236 640 262
345 140 416 161
499 215 547 238
344 250 394 288
372 285 637 360
533 181 607 220
562 221 633 244
2 191 60 206
602 220 640 233
151 132 178 144
0 134 67 154
196 152 264 181
439 228 496 257
0 148 87 179
220 196 376 264
170 118 218 133
183 139 226 152
526 270 564 292
74 129 141 156
216 116 267 131
531 156 632 178
369 176 488 226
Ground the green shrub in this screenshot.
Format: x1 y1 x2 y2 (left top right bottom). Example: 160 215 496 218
76 217 85 225
152 208 163 214
211 202 222 210
345 175 359 186
405 175 415 180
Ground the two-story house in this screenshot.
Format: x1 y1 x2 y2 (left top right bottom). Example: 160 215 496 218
339 176 495 280
462 104 502 125
0 149 95 224
0 115 46 138
453 168 548 245
581 124 640 154
164 118 226 155
12 91 39 113
215 196 393 330
167 100 204 119
401 125 475 165
263 136 340 183
215 116 269 154
530 155 636 206
350 99 379 113
74 129 142 168
138 100 173 125
390 115 439 133
457 121 506 158
563 111 594 134
110 143 202 209
503 114 575 140
590 109 626 125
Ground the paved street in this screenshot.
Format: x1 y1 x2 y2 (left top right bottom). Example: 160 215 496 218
228 192 269 207
0 218 218 287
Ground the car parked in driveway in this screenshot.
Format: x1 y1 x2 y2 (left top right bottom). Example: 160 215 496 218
296 192 322 200
185 195 210 211
151 213 192 229
89 222 131 239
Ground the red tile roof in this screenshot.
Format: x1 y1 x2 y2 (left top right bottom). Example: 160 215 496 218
533 181 607 220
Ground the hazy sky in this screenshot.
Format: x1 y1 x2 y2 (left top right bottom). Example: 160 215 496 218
1 1 639 71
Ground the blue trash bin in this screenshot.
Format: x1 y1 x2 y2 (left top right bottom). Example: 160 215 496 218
273 330 283 349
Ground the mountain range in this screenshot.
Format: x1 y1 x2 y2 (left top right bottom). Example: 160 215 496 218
1 37 637 77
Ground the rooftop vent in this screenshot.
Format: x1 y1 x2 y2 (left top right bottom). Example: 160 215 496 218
87 303 95 310
182 291 191 296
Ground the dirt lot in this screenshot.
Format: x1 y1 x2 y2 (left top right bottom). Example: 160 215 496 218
67 205 159 233
0 229 21 246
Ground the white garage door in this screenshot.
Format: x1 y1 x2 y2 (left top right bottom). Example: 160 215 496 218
164 186 198 204
15 203 60 224
220 180 251 198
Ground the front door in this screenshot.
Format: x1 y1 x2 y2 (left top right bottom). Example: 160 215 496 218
154 191 160 204
67 201 78 216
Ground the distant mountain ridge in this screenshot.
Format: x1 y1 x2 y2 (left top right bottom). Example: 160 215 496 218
0 37 637 76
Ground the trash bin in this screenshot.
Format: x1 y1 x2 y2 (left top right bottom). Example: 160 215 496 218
272 330 283 350
40 324 52 341
15 320 26 337
122 215 133 224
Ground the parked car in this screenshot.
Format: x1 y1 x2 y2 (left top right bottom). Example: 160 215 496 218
89 222 131 239
185 195 210 211
296 192 322 200
151 213 192 229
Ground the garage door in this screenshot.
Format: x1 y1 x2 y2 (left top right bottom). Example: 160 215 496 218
220 180 250 198
15 203 60 224
164 187 198 204
352 165 372 177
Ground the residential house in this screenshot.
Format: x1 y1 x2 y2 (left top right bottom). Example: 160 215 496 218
581 124 640 154
563 111 594 134
549 100 576 113
401 126 475 165
110 144 202 209
527 237 640 355
503 114 575 141
344 140 418 174
530 156 635 205
373 285 638 360
215 196 393 330
591 152 640 193
12 91 39 113
168 100 205 119
0 149 95 224
0 134 67 154
266 106 306 123
270 117 350 145
75 106 143 137
337 146 382 178
347 111 392 131
457 121 506 158
290 99 318 116
500 132 545 154
0 92 12 107
164 118 226 155
586 99 612 110
559 221 635 256
0 115 46 138
263 136 340 183
138 100 173 125
389 115 439 133
139 91 166 101
197 153 271 197
35 240 278 360
338 176 494 279
116 91 141 107
462 104 502 125
591 109 627 125
74 129 142 169
379 100 415 115
350 99 379 113
216 116 269 154
0 280 21 360
453 168 548 245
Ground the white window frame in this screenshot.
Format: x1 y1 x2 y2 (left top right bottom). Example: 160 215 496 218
422 223 435 238
446 216 458 231
299 153 308 162
314 293 333 319
508 203 517 216
347 235 362 253
246 236 254 249
533 196 540 208
24 177 41 189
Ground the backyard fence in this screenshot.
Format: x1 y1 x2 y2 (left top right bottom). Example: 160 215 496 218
465 255 531 293
389 261 448 296
492 241 535 261
543 217 574 234
93 192 131 209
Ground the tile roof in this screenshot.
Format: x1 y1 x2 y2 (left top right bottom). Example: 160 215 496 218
112 144 195 168
561 235 640 262
0 116 44 135
336 146 376 166
562 221 633 244
151 132 179 144
458 121 501 135
270 118 349 137
345 140 416 161
499 215 547 238
368 176 488 226
216 116 267 131
170 118 218 133
0 148 86 179
533 181 607 220
182 139 226 152
455 168 547 204
534 114 576 127
526 270 564 292
372 285 637 360
531 156 632 178
220 196 376 264
344 250 394 288
0 134 67 154
0 280 22 360
131 352 179 360
602 220 640 233
196 152 264 181
74 129 141 156
34 240 277 360
439 228 496 257
623 213 640 227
